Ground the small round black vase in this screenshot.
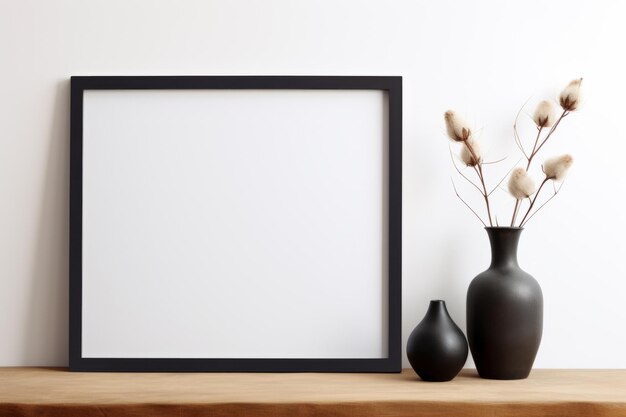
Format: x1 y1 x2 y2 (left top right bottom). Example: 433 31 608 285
406 300 468 382
467 227 543 380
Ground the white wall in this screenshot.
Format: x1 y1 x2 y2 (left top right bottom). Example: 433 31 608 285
1 0 625 368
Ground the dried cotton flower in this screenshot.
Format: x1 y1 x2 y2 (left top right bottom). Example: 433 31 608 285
508 168 536 200
460 138 481 166
559 78 583 111
543 154 573 181
444 110 471 142
533 100 557 127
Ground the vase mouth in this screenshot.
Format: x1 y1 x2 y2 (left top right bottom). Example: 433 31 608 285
430 299 446 304
484 226 523 230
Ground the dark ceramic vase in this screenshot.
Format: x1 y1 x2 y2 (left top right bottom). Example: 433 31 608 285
467 227 543 380
406 300 468 382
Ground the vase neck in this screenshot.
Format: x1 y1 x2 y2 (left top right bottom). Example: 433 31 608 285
486 227 522 269
424 300 449 320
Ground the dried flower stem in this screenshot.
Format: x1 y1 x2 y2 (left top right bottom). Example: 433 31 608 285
511 109 569 225
509 126 543 226
518 177 550 226
520 180 566 227
510 200 520 226
445 81 578 229
449 145 483 195
526 127 544 170
482 156 508 165
488 158 522 197
463 141 494 226
527 110 569 168
451 178 487 227
513 99 531 159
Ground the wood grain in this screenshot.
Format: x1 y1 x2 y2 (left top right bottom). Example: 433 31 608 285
1 368 625 416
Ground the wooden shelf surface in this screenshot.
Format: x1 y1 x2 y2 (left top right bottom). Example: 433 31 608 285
1 368 626 416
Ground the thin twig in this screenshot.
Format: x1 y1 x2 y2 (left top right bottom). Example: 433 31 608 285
487 157 522 197
509 125 544 225
520 180 566 227
531 110 569 159
451 178 487 227
482 155 508 165
514 130 527 158
526 126 544 170
513 104 569 227
463 141 494 226
513 98 532 159
510 200 520 226
449 145 484 195
514 125 527 158
518 177 550 226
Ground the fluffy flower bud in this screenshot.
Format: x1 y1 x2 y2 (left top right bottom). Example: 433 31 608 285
533 100 557 127
543 154 573 181
508 168 536 200
559 78 583 111
444 110 471 142
460 138 481 166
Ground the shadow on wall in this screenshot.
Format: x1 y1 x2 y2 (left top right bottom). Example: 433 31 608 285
24 79 70 365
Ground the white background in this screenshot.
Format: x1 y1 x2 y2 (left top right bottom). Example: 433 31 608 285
81 89 387 358
1 0 625 368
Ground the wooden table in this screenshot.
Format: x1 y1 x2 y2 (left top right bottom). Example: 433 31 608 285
1 368 625 417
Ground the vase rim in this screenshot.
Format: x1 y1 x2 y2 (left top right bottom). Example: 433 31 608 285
430 299 446 304
484 226 524 230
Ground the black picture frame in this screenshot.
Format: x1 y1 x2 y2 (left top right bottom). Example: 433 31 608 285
69 76 402 372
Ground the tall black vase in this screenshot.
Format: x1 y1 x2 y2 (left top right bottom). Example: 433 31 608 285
467 227 543 380
406 300 468 382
